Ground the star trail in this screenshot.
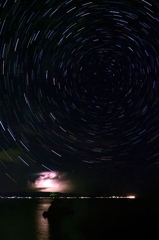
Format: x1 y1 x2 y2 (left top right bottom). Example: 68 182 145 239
1 0 159 194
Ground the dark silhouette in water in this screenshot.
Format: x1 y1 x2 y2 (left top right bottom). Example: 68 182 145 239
43 198 73 220
43 198 159 239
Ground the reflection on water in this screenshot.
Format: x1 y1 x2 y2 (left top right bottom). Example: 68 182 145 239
35 200 50 240
39 198 89 240
0 198 158 239
0 199 51 240
0 198 100 240
0 198 142 240
46 199 94 240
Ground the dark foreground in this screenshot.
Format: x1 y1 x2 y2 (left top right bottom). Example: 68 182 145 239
0 198 159 239
45 198 159 239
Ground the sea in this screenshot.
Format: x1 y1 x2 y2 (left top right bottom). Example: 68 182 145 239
0 197 159 240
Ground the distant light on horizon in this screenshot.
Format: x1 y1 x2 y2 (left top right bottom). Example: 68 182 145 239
108 195 136 199
127 195 136 199
0 195 136 199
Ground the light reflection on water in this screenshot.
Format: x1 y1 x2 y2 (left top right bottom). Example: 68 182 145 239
35 198 89 240
35 199 50 240
0 198 114 240
0 199 52 240
1 198 154 239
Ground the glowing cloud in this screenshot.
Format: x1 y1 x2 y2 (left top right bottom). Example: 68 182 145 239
28 171 74 192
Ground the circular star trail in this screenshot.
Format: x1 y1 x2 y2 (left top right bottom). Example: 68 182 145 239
1 0 159 173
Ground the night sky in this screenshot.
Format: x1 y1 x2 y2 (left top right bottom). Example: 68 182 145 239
1 0 159 196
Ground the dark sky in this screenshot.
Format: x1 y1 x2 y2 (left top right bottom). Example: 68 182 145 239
0 0 159 196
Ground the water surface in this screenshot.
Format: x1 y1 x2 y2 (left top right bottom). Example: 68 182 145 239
0 198 159 239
